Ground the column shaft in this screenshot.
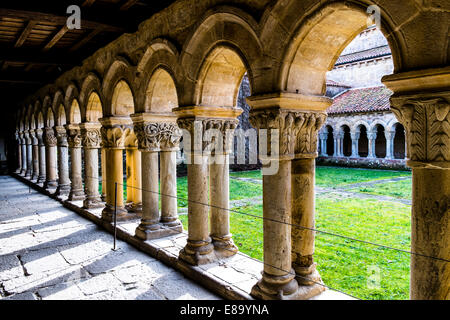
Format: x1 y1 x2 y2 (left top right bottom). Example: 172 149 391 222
32 143 39 180
83 148 102 208
69 147 85 201
101 148 107 201
160 150 180 226
102 148 127 219
37 141 46 184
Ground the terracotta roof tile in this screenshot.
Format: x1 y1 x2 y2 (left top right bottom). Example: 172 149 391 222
327 86 392 114
335 45 391 66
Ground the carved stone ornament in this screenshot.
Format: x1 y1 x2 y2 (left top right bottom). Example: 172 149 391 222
134 122 181 151
67 128 83 148
44 127 57 147
391 97 450 162
249 109 327 157
81 128 102 149
100 125 131 149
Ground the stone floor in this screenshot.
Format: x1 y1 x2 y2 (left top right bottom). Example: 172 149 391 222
0 176 220 300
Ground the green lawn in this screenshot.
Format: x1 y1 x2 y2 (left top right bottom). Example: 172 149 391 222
179 166 413 300
230 166 411 187
350 179 412 199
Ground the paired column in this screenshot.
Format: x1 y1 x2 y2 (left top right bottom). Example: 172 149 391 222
385 130 395 159
351 132 360 158
80 123 103 208
43 127 58 189
125 134 143 214
30 130 39 181
247 93 330 300
36 129 46 184
15 132 22 173
101 149 107 201
318 132 328 157
384 68 450 300
24 130 33 178
66 125 85 201
132 113 183 240
55 126 71 196
367 132 377 158
19 132 27 176
99 117 133 222
175 107 242 265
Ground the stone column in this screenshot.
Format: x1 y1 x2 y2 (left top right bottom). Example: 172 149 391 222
30 130 39 180
100 117 133 222
384 68 450 300
15 132 22 174
66 125 85 201
25 130 33 178
101 148 107 201
207 119 239 258
132 113 183 240
333 135 339 157
247 94 331 300
125 132 142 214
385 130 394 159
43 127 58 189
55 126 71 196
351 132 360 158
80 123 103 208
318 132 328 157
367 132 377 158
36 129 46 184
19 132 27 176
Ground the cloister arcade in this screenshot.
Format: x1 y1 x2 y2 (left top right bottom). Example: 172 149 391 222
319 117 407 160
11 0 450 300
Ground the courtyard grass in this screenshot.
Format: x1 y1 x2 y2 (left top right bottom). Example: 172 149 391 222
230 166 411 187
349 179 412 199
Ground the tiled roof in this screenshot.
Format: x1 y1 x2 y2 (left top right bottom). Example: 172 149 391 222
326 79 352 88
335 45 391 66
327 86 392 114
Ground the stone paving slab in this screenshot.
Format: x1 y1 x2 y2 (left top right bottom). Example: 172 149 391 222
0 176 220 300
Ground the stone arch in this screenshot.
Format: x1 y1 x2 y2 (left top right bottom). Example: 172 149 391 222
65 83 80 116
143 67 179 113
69 99 82 124
45 107 55 128
273 1 404 96
56 104 67 126
374 124 386 158
357 124 369 158
80 73 104 121
325 125 334 156
369 120 387 134
340 124 352 157
52 90 66 125
135 38 182 113
392 122 406 159
110 80 135 116
85 92 104 123
352 120 370 134
180 7 263 106
102 58 137 116
37 112 45 129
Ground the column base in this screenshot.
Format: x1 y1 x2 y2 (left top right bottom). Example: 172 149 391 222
68 189 85 201
212 235 238 258
101 204 139 222
31 174 39 181
44 180 58 190
135 221 183 240
83 196 104 209
161 217 183 229
55 184 71 196
179 239 216 266
37 176 46 184
251 271 300 300
125 202 143 215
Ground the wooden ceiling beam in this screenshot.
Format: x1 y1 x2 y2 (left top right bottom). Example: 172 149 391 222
120 0 139 11
0 8 124 33
82 0 97 7
14 20 37 48
69 27 103 52
42 25 69 52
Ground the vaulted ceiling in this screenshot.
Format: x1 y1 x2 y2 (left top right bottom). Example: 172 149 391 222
0 0 176 110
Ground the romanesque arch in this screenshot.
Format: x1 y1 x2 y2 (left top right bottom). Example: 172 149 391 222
79 73 104 122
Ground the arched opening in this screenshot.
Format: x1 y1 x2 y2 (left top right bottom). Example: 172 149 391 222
86 92 103 122
357 125 368 158
111 80 135 116
46 109 54 128
145 68 178 113
198 46 247 107
57 104 66 126
393 123 406 159
37 112 44 129
326 125 334 156
341 125 351 157
374 125 386 158
69 100 81 124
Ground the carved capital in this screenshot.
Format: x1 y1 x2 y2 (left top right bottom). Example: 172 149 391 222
81 127 102 149
55 126 68 147
44 127 57 147
391 96 450 162
100 125 131 149
36 129 44 146
67 128 82 148
249 109 326 158
134 122 181 152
